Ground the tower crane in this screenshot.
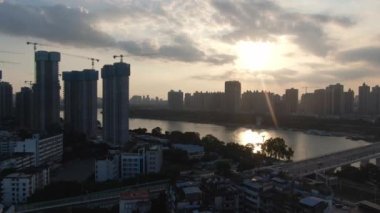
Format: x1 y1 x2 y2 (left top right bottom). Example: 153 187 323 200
113 54 127 63
62 53 100 69
26 41 49 52
301 86 319 94
24 81 33 86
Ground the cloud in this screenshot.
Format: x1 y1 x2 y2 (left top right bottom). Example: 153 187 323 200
211 0 354 56
191 68 299 84
0 1 234 64
118 35 235 64
0 2 115 47
335 46 380 66
192 66 377 86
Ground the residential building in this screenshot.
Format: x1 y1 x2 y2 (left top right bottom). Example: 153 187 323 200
201 176 241 212
313 89 326 115
325 84 344 116
32 51 61 134
119 190 151 213
95 146 162 181
0 133 63 166
370 85 380 115
0 82 13 121
299 93 314 115
359 83 371 114
284 88 298 114
240 177 273 212
172 144 205 159
102 63 130 146
63 69 98 138
15 87 33 129
95 154 120 182
0 153 34 172
344 89 354 114
1 167 49 205
120 146 162 179
224 81 241 113
168 90 184 110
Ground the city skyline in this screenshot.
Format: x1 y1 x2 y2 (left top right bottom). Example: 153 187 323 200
1 0 380 99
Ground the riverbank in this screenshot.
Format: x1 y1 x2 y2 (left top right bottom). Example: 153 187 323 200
129 108 380 143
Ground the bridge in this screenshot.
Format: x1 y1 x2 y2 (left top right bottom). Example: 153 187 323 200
16 180 169 213
273 142 380 177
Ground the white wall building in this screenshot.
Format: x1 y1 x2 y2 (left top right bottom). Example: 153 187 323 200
95 146 162 182
95 154 120 182
119 190 151 213
0 134 63 166
1 167 49 205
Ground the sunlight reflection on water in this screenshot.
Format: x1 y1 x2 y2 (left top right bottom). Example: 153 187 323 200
234 128 271 153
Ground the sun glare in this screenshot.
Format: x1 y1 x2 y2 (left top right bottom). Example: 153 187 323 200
236 41 274 71
238 129 269 153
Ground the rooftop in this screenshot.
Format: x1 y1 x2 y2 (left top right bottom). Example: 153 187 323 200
120 190 150 200
299 196 325 207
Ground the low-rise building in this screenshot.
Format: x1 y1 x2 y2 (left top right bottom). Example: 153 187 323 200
119 190 151 213
95 154 120 182
1 167 49 205
95 145 162 182
172 144 205 159
0 133 63 166
0 153 34 172
201 176 241 212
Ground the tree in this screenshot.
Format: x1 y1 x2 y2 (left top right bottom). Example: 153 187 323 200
261 137 293 160
215 160 231 177
152 127 162 136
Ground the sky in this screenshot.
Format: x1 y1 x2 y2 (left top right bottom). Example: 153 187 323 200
0 0 380 99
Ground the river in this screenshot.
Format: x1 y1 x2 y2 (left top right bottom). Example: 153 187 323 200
129 118 369 161
61 111 369 161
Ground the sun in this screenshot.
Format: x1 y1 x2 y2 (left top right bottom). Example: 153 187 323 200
235 41 274 71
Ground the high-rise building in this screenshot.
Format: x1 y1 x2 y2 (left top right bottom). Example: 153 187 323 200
15 87 33 129
168 90 184 110
313 89 326 115
224 81 241 113
284 88 298 114
325 84 344 116
0 81 13 121
371 86 380 115
32 51 61 134
299 93 314 114
63 70 98 138
102 62 130 146
359 83 370 114
344 89 354 114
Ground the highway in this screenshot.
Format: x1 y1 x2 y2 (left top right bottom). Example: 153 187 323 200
275 142 380 177
16 180 169 213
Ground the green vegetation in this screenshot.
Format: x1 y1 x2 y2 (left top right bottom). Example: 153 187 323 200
261 137 294 161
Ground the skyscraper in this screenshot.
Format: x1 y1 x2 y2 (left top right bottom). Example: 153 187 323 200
63 69 98 138
0 81 13 121
102 62 130 146
284 88 298 114
325 83 344 116
344 89 354 114
15 87 33 129
168 90 184 110
224 81 241 113
33 51 61 134
313 89 326 115
371 86 380 115
359 83 370 114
